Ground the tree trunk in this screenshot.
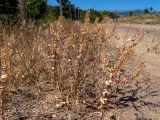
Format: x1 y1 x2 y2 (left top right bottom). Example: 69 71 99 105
59 0 63 16
74 8 77 20
77 8 80 20
18 0 26 26
69 6 72 20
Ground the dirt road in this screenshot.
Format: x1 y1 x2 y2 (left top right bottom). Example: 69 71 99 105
114 24 160 120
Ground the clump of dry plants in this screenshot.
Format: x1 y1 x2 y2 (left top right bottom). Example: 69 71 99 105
0 16 159 119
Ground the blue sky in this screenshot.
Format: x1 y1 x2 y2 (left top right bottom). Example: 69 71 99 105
48 0 160 11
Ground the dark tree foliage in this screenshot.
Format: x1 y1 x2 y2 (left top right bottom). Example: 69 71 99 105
100 10 119 19
56 0 80 20
89 9 103 22
66 5 80 20
45 6 59 21
0 0 18 25
26 0 47 20
56 0 69 7
0 0 47 24
150 7 153 12
108 12 119 19
0 0 18 14
129 11 133 16
144 8 150 14
0 0 120 24
65 2 75 19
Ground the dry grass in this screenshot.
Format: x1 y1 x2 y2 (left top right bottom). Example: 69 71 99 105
118 13 160 25
0 16 159 119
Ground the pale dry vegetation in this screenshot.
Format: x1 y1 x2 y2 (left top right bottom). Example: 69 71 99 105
0 16 159 119
118 13 160 25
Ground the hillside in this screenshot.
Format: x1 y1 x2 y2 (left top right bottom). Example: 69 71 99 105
114 9 144 16
117 13 160 24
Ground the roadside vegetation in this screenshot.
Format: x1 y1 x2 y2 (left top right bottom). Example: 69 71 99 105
0 0 160 119
0 0 119 25
1 14 149 119
118 7 160 24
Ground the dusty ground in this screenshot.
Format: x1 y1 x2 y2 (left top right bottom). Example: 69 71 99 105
111 24 160 120
117 24 160 80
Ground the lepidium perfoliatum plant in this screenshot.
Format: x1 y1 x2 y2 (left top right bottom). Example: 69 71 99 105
1 15 159 118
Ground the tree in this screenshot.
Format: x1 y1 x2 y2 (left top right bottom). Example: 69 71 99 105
129 11 133 16
108 12 119 19
99 10 119 20
144 8 150 14
0 0 19 24
18 0 26 26
68 1 72 19
26 0 47 20
66 1 77 20
46 6 59 20
0 0 18 14
150 7 153 13
89 9 103 22
0 0 47 24
56 0 69 16
77 7 80 20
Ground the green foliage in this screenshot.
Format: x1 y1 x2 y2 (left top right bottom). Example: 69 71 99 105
67 3 76 19
129 11 133 16
100 10 119 20
26 0 47 20
0 0 119 24
0 0 47 24
0 0 18 14
0 0 18 24
0 14 17 25
108 12 119 19
46 6 59 20
100 11 111 16
56 0 80 20
56 0 69 6
150 7 153 12
89 9 103 22
84 9 119 23
144 8 150 14
80 10 87 21
37 6 59 24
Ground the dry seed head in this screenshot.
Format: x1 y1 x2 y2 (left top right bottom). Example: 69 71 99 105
105 81 110 86
100 97 105 105
102 89 110 96
1 74 7 79
130 62 145 80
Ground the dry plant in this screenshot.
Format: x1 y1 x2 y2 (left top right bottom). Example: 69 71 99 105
0 15 159 119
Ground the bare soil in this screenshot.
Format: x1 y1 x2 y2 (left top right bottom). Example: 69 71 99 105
111 24 160 120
